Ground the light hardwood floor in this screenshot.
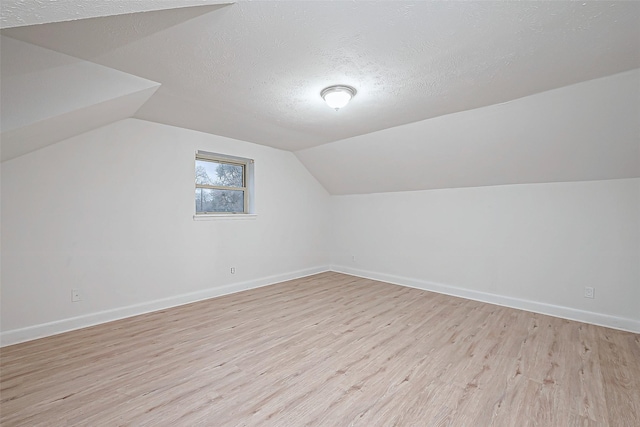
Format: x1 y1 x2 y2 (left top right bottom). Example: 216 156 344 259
1 272 639 426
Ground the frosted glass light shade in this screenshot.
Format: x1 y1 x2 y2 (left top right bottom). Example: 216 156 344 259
321 85 357 110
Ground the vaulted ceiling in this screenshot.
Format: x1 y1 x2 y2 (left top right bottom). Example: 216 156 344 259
1 1 639 193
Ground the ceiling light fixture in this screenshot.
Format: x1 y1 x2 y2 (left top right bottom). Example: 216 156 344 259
321 85 357 111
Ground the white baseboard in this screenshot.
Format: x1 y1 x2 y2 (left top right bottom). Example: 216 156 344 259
4 265 636 347
331 265 640 334
1 266 330 347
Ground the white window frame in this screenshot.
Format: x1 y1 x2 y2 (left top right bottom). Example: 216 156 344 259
194 150 256 220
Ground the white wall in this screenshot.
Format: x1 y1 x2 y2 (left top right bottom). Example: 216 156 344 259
2 88 638 345
331 178 640 332
1 118 331 345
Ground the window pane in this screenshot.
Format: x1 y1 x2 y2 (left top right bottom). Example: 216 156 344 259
196 160 244 187
195 188 203 212
195 188 245 213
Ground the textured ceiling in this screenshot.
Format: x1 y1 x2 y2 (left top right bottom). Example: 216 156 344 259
3 1 639 152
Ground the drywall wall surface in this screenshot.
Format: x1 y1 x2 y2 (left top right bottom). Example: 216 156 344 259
331 179 640 331
1 118 331 344
297 69 640 195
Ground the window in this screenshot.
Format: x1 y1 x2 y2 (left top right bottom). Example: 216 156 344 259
195 151 254 215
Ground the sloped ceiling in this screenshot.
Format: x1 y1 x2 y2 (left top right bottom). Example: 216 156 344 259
0 36 160 161
297 70 640 195
1 1 639 193
0 0 232 28
0 3 230 161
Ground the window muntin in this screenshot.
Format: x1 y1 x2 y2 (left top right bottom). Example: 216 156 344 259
195 152 252 214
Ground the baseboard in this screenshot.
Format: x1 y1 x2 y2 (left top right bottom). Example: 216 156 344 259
1 266 330 347
5 265 635 347
331 265 640 334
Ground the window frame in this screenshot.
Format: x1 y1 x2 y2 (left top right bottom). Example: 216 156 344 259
194 150 255 217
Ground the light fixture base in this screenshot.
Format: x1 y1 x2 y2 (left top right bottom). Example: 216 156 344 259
321 85 357 110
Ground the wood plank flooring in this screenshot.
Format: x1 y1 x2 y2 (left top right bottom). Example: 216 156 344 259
1 272 639 426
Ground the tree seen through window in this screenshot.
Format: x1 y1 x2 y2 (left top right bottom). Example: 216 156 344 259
195 159 245 213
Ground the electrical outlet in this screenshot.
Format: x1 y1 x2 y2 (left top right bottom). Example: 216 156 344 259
231 267 236 274
584 287 595 299
72 289 81 302
352 255 356 262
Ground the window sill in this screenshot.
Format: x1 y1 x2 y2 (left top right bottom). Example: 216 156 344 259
193 214 257 221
